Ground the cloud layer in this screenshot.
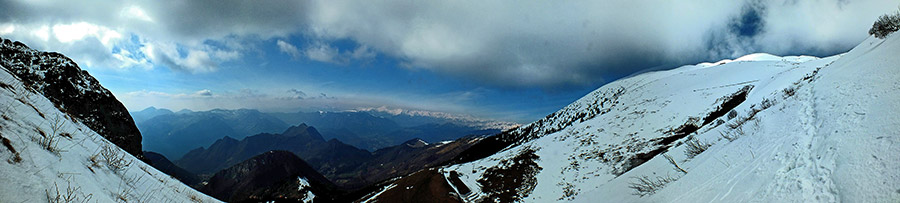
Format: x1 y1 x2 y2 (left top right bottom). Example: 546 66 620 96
1 0 896 87
303 0 897 86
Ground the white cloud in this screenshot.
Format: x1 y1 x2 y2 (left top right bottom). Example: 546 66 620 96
356 106 519 130
121 6 153 22
194 89 213 96
350 45 376 60
0 24 15 35
120 88 349 112
51 22 122 45
0 0 298 72
277 40 302 59
304 42 340 63
142 41 232 73
31 25 50 41
284 40 376 64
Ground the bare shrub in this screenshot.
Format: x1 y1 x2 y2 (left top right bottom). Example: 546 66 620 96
49 114 67 135
758 98 775 110
46 179 93 203
13 86 30 104
684 137 711 159
628 174 678 197
1 135 22 163
28 102 45 118
664 154 688 174
719 129 740 142
35 127 59 153
190 194 203 203
869 11 900 39
114 187 132 203
97 144 132 173
0 79 12 90
88 153 101 169
782 86 797 97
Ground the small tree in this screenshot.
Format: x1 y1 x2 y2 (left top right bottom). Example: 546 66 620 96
869 11 900 39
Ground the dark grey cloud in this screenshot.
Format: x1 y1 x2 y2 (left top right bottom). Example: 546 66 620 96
0 0 896 87
286 88 307 99
304 0 898 87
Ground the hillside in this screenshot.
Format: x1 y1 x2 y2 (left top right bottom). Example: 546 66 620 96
361 34 900 202
144 151 201 187
0 40 218 202
201 150 337 202
0 37 142 156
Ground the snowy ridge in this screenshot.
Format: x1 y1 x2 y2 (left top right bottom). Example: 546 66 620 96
0 66 219 202
363 34 900 202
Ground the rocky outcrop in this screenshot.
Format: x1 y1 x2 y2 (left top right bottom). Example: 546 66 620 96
0 37 142 156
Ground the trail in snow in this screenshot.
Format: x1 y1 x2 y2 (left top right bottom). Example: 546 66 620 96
766 67 838 202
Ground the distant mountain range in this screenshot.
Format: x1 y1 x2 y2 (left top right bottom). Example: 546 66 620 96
132 107 510 158
176 124 370 178
133 108 289 159
176 123 481 189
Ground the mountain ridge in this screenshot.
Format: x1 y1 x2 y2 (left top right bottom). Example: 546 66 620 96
359 34 900 202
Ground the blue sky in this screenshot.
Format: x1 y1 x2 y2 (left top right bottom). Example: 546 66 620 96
87 35 591 122
1 0 896 123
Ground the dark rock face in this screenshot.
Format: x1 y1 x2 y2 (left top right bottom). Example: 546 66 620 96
201 150 337 202
0 37 142 156
143 151 201 187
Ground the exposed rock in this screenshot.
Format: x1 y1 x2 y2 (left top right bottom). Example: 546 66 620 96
0 37 142 156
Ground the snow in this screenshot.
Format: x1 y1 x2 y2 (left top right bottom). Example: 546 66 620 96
0 67 220 202
359 183 398 203
297 177 314 203
297 176 310 190
437 33 900 202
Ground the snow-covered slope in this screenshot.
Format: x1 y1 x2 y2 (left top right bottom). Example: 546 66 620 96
0 38 143 156
0 60 219 202
362 33 900 202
